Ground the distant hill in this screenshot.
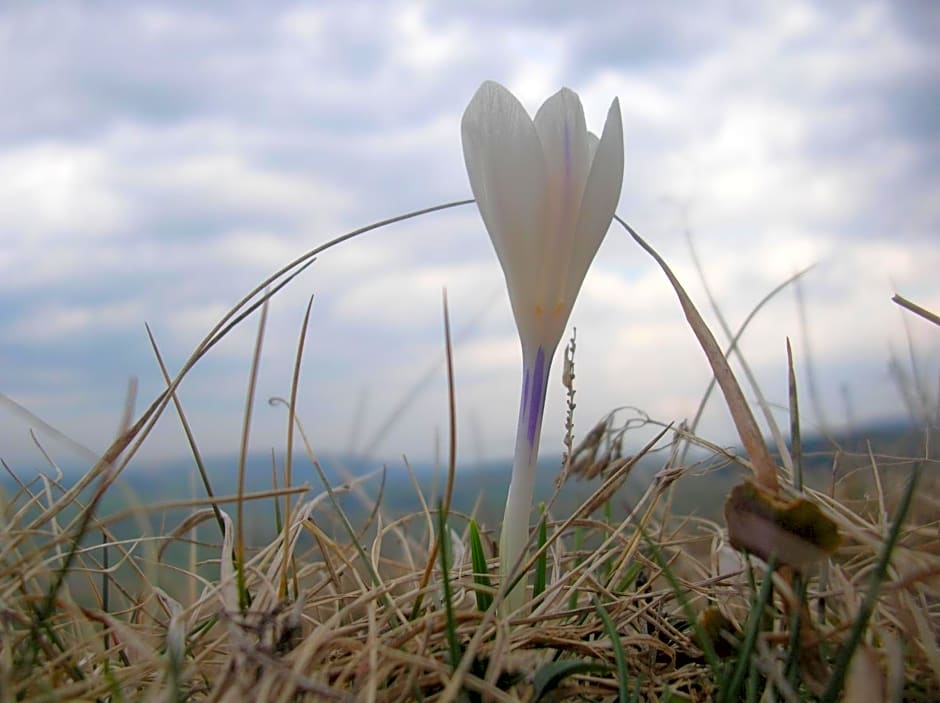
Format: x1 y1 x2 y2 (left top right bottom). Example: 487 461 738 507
2 418 932 545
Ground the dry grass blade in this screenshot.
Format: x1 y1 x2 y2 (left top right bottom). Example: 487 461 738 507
617 216 779 493
4 198 938 702
787 338 803 492
893 293 940 328
4 201 475 531
236 291 270 613
681 232 814 475
282 294 315 600
145 323 224 539
410 290 459 620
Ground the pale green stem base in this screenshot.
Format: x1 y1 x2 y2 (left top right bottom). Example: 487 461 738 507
499 344 552 616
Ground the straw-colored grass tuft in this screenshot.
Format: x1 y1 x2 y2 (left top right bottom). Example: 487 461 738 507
2 421 938 702
2 212 938 701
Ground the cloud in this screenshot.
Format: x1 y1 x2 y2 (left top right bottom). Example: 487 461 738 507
0 143 127 238
6 299 145 343
0 0 936 467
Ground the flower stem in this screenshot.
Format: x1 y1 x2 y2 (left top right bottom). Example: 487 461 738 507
500 344 552 615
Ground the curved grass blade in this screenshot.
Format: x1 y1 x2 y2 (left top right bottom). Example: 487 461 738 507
617 216 779 493
532 660 610 703
719 553 777 703
594 597 630 703
410 290 459 620
641 525 721 676
469 518 493 613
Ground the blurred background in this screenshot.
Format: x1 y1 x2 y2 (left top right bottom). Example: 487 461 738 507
1 1 938 474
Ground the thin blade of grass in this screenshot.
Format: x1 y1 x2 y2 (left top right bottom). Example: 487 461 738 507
594 597 630 703
410 289 458 620
569 526 584 612
469 518 493 613
681 265 815 462
281 294 315 600
892 293 940 327
720 553 777 703
270 449 283 535
236 290 269 613
145 323 225 540
784 573 808 691
532 660 610 703
641 525 721 676
787 338 803 492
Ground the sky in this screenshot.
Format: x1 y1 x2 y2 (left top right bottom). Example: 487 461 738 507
1 1 938 473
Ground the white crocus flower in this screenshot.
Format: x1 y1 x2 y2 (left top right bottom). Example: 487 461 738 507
461 81 624 613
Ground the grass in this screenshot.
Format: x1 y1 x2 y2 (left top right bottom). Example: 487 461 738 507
1 209 939 701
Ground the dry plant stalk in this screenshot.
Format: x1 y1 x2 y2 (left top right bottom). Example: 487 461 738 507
2 206 938 702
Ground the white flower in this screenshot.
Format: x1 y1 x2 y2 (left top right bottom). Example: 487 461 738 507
461 81 624 614
461 80 624 356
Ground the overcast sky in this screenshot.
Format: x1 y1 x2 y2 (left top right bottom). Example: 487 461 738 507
1 1 938 473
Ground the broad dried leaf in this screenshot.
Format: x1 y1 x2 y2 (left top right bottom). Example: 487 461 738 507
725 482 840 570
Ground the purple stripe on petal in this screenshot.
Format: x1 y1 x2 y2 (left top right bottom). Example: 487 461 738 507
520 364 530 416
564 123 571 181
526 346 546 446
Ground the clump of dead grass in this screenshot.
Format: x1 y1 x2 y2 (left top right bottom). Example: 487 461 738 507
2 211 938 701
2 420 938 701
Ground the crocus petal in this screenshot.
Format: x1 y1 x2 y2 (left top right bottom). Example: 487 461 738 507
586 131 600 163
531 89 594 339
566 98 624 307
462 82 624 358
533 88 592 244
461 81 546 318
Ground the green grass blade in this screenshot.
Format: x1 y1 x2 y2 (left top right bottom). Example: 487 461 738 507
819 461 923 703
641 527 721 676
630 673 643 703
786 338 804 492
720 552 777 703
532 660 609 703
783 573 807 689
468 518 493 613
615 560 643 593
594 597 630 703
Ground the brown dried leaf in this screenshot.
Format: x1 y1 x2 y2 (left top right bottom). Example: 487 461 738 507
724 481 840 570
